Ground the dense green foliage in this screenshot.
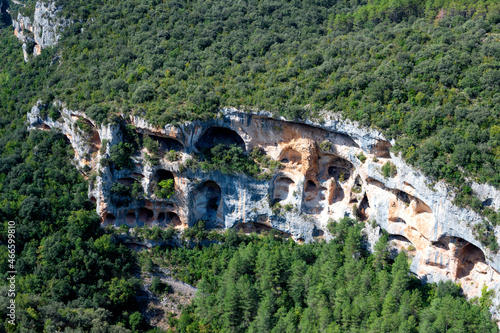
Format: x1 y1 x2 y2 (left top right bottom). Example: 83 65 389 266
1 0 500 331
155 179 175 199
197 144 261 177
150 219 498 332
1 0 500 189
0 129 145 331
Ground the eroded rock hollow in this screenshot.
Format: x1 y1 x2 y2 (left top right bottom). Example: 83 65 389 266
27 102 500 316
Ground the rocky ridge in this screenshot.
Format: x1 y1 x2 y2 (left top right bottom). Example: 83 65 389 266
12 1 67 61
27 101 500 320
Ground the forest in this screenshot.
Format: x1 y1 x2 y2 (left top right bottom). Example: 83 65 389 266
0 0 500 331
144 218 499 333
1 0 499 190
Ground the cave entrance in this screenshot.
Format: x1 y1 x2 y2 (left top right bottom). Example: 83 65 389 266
148 134 184 152
305 180 317 192
320 155 353 182
139 208 154 225
328 179 345 205
117 178 139 186
312 226 324 238
153 170 175 199
103 213 116 226
303 179 326 214
195 127 246 152
456 242 486 279
234 222 292 237
125 211 136 226
166 212 182 226
271 177 294 205
358 194 370 221
193 181 222 228
157 170 174 183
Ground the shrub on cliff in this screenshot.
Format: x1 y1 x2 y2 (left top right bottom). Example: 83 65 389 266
155 178 175 199
109 141 134 170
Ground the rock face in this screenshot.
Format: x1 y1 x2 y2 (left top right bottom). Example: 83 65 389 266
27 102 500 318
12 1 67 61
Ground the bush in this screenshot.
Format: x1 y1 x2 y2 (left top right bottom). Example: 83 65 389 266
150 276 166 294
132 84 155 103
155 179 175 199
109 142 134 170
357 152 366 163
381 161 397 178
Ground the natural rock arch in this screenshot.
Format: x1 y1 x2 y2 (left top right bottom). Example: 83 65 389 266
195 127 246 151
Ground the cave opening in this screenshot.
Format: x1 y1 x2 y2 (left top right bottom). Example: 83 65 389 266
235 222 292 237
117 177 139 186
125 211 136 226
305 180 317 192
195 127 246 151
352 175 363 193
271 177 294 205
153 170 175 199
193 181 222 227
303 180 326 214
312 226 324 237
104 213 116 226
392 189 411 206
328 179 345 204
322 155 353 182
358 194 370 221
456 242 486 279
166 212 182 226
139 208 154 225
157 169 174 182
148 134 184 152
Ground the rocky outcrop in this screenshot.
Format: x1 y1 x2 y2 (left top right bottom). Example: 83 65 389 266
27 102 500 319
12 1 67 61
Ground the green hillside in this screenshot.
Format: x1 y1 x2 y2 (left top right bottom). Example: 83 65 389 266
1 0 500 331
1 0 499 190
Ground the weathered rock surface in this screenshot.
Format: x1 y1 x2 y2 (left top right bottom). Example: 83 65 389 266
12 1 67 61
27 102 500 320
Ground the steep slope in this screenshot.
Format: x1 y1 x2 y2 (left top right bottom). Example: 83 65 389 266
27 101 500 319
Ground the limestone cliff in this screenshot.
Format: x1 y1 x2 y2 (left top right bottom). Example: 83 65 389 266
12 1 67 61
27 102 500 320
